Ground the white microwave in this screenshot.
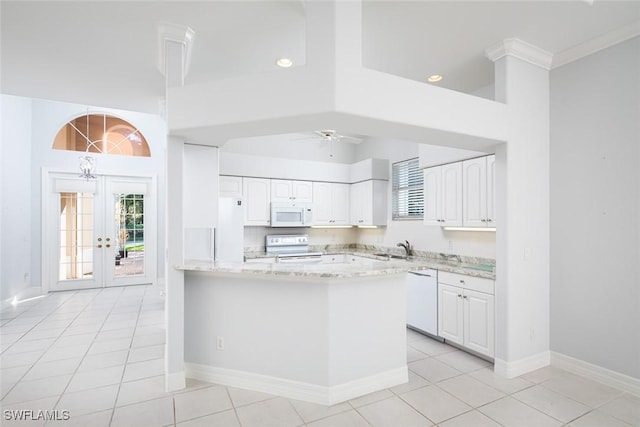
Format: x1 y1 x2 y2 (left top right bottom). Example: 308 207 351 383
270 202 313 227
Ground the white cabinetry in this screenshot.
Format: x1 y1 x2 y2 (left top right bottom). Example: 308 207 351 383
462 155 495 227
219 176 243 198
350 180 387 226
438 271 494 358
423 163 463 226
313 182 350 226
271 180 313 203
243 178 271 226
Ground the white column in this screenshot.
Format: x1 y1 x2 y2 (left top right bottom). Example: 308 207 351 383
159 23 194 392
487 39 552 377
165 136 186 391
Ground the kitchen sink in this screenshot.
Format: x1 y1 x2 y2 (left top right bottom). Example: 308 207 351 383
373 253 407 259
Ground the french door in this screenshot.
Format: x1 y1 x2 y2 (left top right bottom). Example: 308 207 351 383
44 173 156 291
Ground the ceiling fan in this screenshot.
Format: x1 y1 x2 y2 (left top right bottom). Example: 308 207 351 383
311 129 362 144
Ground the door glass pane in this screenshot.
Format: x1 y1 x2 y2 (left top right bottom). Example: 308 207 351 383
115 194 144 277
59 192 93 280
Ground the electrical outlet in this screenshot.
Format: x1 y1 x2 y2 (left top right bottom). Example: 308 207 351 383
216 336 224 350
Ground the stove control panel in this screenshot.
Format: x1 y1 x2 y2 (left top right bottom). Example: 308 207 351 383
266 234 308 247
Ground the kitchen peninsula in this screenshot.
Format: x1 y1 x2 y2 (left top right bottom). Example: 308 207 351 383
177 253 495 405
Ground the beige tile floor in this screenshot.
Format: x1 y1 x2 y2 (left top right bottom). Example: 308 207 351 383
1 286 638 426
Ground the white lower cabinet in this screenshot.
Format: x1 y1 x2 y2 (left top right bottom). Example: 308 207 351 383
438 272 494 358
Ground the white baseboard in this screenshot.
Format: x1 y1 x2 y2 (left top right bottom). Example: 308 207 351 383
551 351 640 396
185 363 407 405
494 351 550 379
1 287 46 311
165 370 186 392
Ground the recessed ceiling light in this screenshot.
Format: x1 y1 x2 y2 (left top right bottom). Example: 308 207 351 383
427 74 443 83
276 58 293 68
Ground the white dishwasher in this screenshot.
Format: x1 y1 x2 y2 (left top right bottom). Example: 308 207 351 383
406 269 441 340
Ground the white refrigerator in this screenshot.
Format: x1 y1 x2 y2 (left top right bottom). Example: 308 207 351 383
216 197 245 262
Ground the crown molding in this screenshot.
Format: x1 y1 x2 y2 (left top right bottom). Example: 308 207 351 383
552 20 640 69
485 38 553 70
157 22 196 78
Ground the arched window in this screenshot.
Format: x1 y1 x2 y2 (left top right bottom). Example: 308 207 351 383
53 114 151 157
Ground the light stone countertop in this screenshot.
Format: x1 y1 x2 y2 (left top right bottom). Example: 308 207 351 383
177 250 495 280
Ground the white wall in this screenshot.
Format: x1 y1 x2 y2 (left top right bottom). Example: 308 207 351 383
0 96 166 300
550 37 640 378
1 95 33 301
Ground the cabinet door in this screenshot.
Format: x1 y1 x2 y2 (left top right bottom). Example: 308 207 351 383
441 162 463 226
219 176 243 198
292 181 313 203
463 289 494 357
350 182 365 225
438 284 463 345
370 180 388 226
423 167 442 226
486 155 496 227
312 182 332 225
331 183 350 225
243 178 271 226
360 180 374 224
462 157 487 227
271 179 293 202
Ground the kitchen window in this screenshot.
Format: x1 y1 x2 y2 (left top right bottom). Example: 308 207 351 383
392 157 423 219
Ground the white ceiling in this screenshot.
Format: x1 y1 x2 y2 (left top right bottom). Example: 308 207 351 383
1 1 639 114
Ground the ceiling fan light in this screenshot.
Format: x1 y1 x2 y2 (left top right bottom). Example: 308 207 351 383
427 74 444 83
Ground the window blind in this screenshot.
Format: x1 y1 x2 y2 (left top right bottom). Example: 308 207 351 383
392 158 423 219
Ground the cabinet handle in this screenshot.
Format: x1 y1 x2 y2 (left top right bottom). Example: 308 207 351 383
457 294 462 298
460 280 465 284
96 244 102 248
97 237 102 242
106 244 111 248
463 295 468 299
487 218 492 222
481 219 487 222
105 237 111 242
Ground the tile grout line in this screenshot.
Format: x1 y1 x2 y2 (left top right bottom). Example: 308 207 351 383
108 286 148 426
45 287 123 425
2 290 94 404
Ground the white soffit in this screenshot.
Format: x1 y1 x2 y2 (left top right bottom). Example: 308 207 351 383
485 38 553 70
552 20 640 69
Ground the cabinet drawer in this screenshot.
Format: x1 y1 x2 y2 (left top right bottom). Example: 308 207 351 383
438 271 494 295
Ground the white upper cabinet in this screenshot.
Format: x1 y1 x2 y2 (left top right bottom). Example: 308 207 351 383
423 163 463 226
243 178 271 226
219 175 243 198
271 180 313 203
350 180 387 226
462 155 495 227
313 182 350 226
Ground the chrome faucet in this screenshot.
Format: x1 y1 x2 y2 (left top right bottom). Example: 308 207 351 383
397 240 412 257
